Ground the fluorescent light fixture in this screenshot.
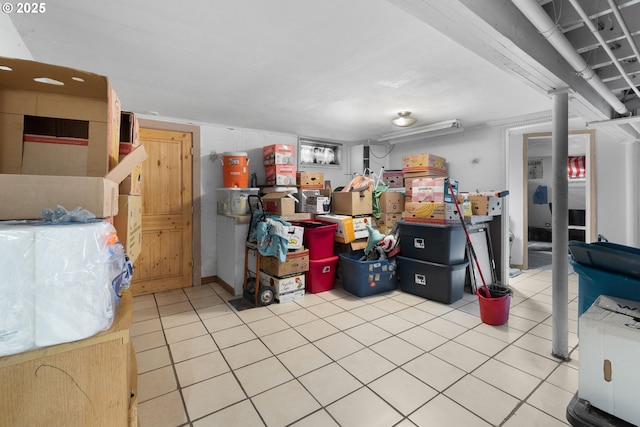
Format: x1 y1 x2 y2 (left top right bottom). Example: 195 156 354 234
379 119 463 144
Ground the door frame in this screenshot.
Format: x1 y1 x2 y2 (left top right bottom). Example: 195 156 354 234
521 129 596 269
138 118 201 287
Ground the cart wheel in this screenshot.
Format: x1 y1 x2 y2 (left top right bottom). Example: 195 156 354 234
257 285 275 306
245 277 256 295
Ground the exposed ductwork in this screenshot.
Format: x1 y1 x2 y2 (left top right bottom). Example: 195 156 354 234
511 0 640 136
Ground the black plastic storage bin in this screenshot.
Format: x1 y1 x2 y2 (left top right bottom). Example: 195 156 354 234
338 251 397 297
397 221 466 264
397 255 468 304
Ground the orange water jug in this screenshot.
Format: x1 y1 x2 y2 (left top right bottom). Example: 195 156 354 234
222 152 249 188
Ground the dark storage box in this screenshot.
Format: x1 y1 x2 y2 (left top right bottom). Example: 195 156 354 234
397 221 466 264
397 255 468 304
339 251 398 297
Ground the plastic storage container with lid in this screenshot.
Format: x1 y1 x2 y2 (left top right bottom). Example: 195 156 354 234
397 221 466 264
306 255 339 293
397 255 468 304
290 219 337 260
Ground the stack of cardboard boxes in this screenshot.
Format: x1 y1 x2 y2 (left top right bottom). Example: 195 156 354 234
264 144 297 186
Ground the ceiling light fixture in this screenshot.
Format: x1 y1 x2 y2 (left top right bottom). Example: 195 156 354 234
379 119 464 144
391 111 417 127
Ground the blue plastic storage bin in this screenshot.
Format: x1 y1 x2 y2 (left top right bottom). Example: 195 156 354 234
397 255 468 304
338 251 397 297
571 260 640 316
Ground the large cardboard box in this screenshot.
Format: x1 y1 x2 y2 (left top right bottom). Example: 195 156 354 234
263 144 295 165
0 145 147 220
0 56 121 178
404 201 460 224
378 191 404 213
402 153 447 174
262 192 296 216
375 213 402 233
468 194 502 216
332 190 373 216
260 248 309 277
296 172 324 189
409 177 458 203
265 164 297 186
259 271 305 295
119 111 141 195
114 195 143 263
578 295 640 426
382 170 404 188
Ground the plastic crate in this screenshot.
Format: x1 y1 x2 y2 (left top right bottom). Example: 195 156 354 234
290 219 337 260
397 221 466 264
306 255 339 293
338 251 397 297
569 241 640 281
571 260 640 317
397 255 468 304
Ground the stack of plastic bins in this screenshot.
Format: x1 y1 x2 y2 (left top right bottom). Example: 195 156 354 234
396 221 468 304
291 219 339 294
338 250 397 297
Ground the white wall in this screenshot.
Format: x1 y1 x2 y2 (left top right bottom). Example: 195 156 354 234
0 14 32 59
388 126 506 193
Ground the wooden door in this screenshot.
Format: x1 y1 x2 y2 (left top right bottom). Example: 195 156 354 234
131 128 193 295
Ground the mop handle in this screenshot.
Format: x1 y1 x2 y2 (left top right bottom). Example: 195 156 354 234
447 182 490 295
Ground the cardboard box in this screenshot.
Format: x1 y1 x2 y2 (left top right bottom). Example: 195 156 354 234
316 214 356 243
315 214 371 243
119 112 141 195
332 190 373 216
286 226 304 249
263 144 295 165
0 56 121 178
578 296 640 426
404 202 460 224
375 213 402 231
382 170 404 188
378 191 404 213
0 145 148 220
259 271 305 295
296 172 324 189
402 153 447 174
409 177 458 203
114 195 142 263
262 192 296 216
276 289 305 303
305 196 331 214
468 194 502 216
265 164 297 186
260 248 309 277
403 171 447 191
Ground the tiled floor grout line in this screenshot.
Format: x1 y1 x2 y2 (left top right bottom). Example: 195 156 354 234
134 271 578 426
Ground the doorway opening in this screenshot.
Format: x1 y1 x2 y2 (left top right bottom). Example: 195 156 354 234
522 130 595 270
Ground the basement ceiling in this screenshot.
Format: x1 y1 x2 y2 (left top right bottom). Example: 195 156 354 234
542 0 640 113
7 0 639 142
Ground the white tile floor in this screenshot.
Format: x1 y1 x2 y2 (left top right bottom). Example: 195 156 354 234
132 268 579 427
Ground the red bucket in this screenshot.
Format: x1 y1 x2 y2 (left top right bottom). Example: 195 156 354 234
477 286 511 326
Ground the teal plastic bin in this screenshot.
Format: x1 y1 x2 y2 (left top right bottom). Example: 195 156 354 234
571 260 640 316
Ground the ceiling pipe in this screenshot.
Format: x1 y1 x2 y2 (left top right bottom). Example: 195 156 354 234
511 0 640 136
568 0 640 102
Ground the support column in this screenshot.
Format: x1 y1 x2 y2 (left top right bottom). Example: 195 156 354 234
551 89 569 360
